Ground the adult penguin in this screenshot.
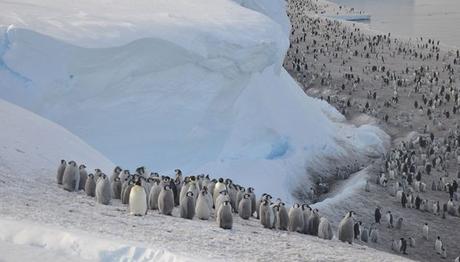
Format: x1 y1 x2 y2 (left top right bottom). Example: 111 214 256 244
78 165 88 191
260 199 274 229
148 180 161 210
196 189 211 220
307 209 320 236
129 178 147 216
409 237 416 247
395 217 403 230
180 191 195 219
110 166 122 182
277 202 289 231
95 174 111 205
318 217 333 240
247 187 257 217
288 203 304 233
111 177 122 199
338 211 354 244
238 193 252 220
354 221 361 239
374 207 381 223
62 161 79 192
56 160 67 185
217 200 233 230
85 173 96 197
435 236 443 254
158 185 174 215
360 227 369 243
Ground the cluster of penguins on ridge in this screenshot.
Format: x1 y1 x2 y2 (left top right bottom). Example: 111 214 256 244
56 159 371 244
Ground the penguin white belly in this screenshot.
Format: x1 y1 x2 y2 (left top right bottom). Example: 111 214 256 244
130 186 147 216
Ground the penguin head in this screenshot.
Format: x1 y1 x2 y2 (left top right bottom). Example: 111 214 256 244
220 190 228 196
211 179 217 183
135 179 142 186
136 166 145 174
262 199 269 206
163 176 171 183
205 174 210 179
164 185 171 191
101 173 107 179
69 161 77 167
61 159 66 164
174 169 182 175
248 187 254 193
223 200 230 206
186 191 194 198
95 168 102 174
88 173 94 178
293 203 300 209
190 176 196 182
201 189 208 196
114 166 122 173
79 164 86 169
243 193 250 199
114 177 120 182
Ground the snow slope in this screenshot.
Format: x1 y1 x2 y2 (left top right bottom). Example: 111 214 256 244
0 0 387 201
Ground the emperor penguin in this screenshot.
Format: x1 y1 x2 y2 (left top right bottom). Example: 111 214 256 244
187 181 199 201
95 173 112 205
78 165 88 191
395 217 404 230
307 209 320 236
365 179 370 192
148 180 161 210
301 204 312 234
260 199 274 229
207 179 216 200
158 185 174 215
423 223 429 240
213 178 226 205
215 190 230 213
318 217 333 240
62 161 79 192
238 193 252 220
435 236 443 254
202 186 213 209
129 179 147 216
338 211 354 244
179 178 191 204
180 191 195 219
370 228 379 243
236 187 245 211
288 203 304 232
56 160 67 185
256 194 272 219
112 177 122 199
95 169 103 183
247 187 257 216
196 189 211 220
85 173 96 197
119 170 130 183
110 166 122 182
217 200 233 230
408 237 415 247
121 179 134 205
277 202 289 231
360 227 369 242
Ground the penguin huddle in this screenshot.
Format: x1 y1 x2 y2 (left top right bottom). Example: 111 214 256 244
56 160 338 237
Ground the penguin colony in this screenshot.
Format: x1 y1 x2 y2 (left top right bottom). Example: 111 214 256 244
57 161 343 241
285 0 460 260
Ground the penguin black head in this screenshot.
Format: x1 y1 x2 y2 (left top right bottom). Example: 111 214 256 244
205 174 210 179
174 169 182 175
135 179 142 186
114 177 120 182
248 187 254 193
115 166 122 173
190 176 196 181
223 200 230 206
88 173 94 178
186 191 194 197
151 172 159 177
123 170 130 174
101 173 107 179
79 164 86 169
95 168 101 173
243 193 250 199
70 161 77 166
211 179 217 183
201 189 208 196
218 178 224 183
61 159 66 164
164 185 171 191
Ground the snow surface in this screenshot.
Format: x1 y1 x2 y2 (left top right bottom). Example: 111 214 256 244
0 0 387 201
0 94 408 261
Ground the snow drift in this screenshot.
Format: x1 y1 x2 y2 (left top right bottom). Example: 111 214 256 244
0 0 387 201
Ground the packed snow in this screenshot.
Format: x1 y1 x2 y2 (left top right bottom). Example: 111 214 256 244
0 0 389 201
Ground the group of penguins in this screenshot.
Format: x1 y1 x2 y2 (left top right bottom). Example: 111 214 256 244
55 159 377 244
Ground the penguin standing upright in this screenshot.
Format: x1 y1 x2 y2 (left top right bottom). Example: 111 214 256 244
215 191 230 213
217 200 233 229
78 165 88 191
85 173 96 197
62 161 79 192
360 227 369 242
148 180 161 210
121 179 134 205
111 177 122 199
338 211 354 244
423 223 429 240
435 236 443 254
56 160 67 185
110 166 122 182
95 174 111 205
196 189 211 220
277 202 289 231
288 203 304 232
158 185 174 215
129 178 147 216
247 187 257 217
395 217 403 230
318 217 333 240
370 228 379 243
180 191 195 219
213 178 226 205
307 209 320 236
260 199 274 229
238 193 252 220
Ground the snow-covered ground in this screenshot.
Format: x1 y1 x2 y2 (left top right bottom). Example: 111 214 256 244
0 99 408 261
0 0 388 201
